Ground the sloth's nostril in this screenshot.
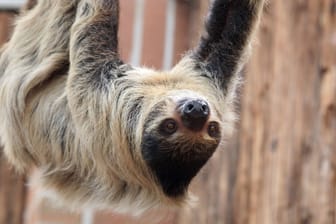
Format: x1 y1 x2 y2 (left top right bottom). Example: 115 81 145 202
187 104 194 112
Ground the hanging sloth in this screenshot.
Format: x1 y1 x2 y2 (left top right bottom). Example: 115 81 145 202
0 0 264 213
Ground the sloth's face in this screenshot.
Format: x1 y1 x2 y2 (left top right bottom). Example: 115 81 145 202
141 93 222 197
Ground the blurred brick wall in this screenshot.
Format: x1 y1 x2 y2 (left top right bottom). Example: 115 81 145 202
0 1 204 224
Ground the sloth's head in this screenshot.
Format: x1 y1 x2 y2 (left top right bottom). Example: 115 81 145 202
140 89 223 197
114 64 230 200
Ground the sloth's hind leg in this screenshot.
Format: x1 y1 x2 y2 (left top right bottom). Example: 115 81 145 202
0 1 79 171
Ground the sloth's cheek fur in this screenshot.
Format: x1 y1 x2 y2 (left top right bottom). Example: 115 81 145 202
141 133 219 197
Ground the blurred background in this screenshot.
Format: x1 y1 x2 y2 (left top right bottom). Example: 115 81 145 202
0 0 335 223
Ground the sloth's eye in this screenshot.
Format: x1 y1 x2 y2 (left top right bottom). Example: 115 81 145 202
208 122 220 138
160 119 178 135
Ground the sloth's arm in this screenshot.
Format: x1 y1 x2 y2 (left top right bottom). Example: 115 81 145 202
67 0 124 123
193 0 265 90
68 0 123 93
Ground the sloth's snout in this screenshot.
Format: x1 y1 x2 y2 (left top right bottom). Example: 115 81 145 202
181 100 209 131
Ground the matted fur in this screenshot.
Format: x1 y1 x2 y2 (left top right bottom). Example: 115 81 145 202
0 0 264 214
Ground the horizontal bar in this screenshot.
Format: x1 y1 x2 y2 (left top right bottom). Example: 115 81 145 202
0 0 25 9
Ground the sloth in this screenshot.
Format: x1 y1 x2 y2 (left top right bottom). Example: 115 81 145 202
0 0 264 213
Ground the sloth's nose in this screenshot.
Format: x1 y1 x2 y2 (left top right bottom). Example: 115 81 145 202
181 100 209 131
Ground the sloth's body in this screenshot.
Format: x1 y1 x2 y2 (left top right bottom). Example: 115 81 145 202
0 0 264 213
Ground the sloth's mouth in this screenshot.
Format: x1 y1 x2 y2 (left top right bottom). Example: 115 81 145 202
141 134 219 197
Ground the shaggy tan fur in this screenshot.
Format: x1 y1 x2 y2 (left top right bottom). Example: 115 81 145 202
0 0 264 214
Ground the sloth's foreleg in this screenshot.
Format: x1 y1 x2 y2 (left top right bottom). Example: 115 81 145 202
67 0 126 128
193 0 265 92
